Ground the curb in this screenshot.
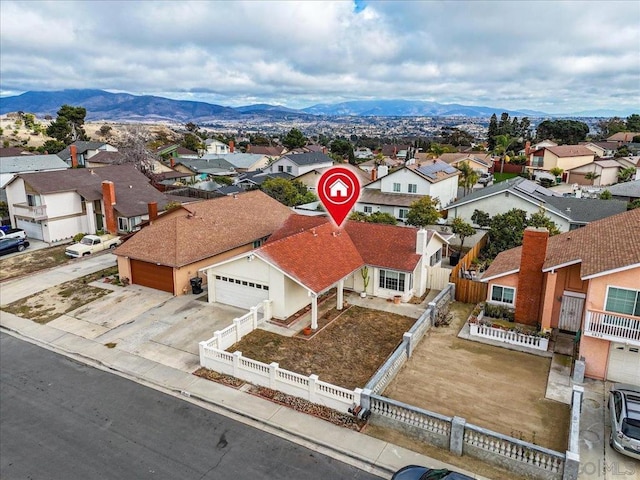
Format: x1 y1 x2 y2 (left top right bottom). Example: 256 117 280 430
0 325 393 478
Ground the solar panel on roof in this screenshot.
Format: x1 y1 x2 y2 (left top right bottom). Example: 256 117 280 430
518 181 538 194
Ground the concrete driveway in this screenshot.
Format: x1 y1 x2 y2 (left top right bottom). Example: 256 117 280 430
48 285 245 372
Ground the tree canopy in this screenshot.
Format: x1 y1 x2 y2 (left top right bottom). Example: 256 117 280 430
535 119 589 145
330 138 355 164
282 128 307 150
349 211 397 225
46 105 88 144
260 178 316 206
406 196 441 227
451 217 476 251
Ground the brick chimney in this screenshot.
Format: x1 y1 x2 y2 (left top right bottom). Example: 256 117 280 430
515 227 549 326
371 168 377 181
229 141 235 153
148 202 158 222
525 141 531 156
70 144 78 168
170 157 175 168
101 180 117 234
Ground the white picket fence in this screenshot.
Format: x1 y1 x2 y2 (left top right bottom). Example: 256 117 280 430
199 300 357 413
469 323 549 351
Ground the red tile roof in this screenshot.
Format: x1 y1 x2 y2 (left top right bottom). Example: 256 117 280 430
258 222 364 293
483 208 640 280
257 217 430 292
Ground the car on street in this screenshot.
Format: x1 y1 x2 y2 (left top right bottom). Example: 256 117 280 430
609 383 640 460
0 237 30 256
391 465 473 480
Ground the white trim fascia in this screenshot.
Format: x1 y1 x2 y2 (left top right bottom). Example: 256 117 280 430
542 259 582 273
198 251 256 273
480 269 520 282
581 262 640 280
429 230 451 246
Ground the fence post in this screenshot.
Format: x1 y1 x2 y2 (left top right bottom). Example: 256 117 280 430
562 451 579 480
269 362 278 389
250 306 258 329
263 299 272 321
233 351 242 377
353 388 362 407
308 374 319 403
403 332 413 357
198 341 207 365
450 416 466 456
360 388 372 410
428 301 437 324
214 330 222 349
448 282 456 301
234 318 241 343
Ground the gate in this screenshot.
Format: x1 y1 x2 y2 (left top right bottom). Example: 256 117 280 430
559 293 585 332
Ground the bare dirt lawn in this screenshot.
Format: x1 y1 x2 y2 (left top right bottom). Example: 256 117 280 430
2 267 116 323
382 302 570 451
0 245 72 281
228 305 415 390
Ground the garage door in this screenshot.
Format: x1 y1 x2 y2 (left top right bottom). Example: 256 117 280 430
130 260 174 293
16 218 43 240
607 343 640 383
214 275 269 310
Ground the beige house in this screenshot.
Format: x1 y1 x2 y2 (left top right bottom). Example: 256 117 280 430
114 190 292 295
528 145 595 179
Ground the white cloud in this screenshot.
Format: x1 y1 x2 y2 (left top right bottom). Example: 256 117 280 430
0 0 638 113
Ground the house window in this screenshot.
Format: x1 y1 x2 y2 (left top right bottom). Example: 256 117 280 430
379 269 406 291
408 183 417 193
393 182 401 192
398 208 409 220
491 285 515 305
532 156 544 168
429 248 442 266
605 287 640 316
117 217 129 232
278 165 284 172
26 194 41 207
286 166 292 173
363 206 373 213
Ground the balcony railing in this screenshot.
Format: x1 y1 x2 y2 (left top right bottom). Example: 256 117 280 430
584 310 640 345
12 203 47 220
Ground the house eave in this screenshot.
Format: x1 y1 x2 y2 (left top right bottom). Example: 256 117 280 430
581 262 640 281
480 269 520 282
542 259 582 273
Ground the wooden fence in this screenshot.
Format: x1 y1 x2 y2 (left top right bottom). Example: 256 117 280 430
450 233 489 304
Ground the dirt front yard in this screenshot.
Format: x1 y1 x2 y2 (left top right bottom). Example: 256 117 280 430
228 305 415 390
2 267 117 323
0 245 71 281
382 302 570 452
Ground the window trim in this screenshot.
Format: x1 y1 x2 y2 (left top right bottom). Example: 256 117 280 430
398 208 409 219
408 183 417 193
490 284 516 305
117 216 129 232
379 269 407 292
363 206 373 214
392 182 401 192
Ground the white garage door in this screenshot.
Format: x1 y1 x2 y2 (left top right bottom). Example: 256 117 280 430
607 343 640 384
16 218 43 240
214 275 269 310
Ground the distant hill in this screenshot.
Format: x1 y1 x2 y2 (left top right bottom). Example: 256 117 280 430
5 88 631 121
302 99 547 117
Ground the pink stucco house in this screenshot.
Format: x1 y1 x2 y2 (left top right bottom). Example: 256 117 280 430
481 209 640 383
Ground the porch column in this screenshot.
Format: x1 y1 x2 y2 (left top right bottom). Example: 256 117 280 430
311 293 318 330
86 201 96 233
540 271 557 331
336 279 344 310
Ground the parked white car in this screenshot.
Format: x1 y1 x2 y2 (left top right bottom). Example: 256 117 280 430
65 234 121 258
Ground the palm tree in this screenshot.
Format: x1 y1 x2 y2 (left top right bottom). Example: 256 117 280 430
492 134 515 174
428 143 446 159
457 161 479 195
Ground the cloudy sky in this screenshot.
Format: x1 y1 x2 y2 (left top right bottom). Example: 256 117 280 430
1 1 639 114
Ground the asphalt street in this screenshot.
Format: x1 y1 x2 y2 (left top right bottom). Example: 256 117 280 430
0 333 382 480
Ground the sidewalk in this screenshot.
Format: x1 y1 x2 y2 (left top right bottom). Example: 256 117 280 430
0 259 489 479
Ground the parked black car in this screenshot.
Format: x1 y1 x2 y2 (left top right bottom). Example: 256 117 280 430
0 237 30 256
391 466 473 480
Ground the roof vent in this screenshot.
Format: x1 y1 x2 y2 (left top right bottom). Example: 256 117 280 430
311 228 317 237
566 207 571 213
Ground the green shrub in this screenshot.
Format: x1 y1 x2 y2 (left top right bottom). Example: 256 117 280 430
484 303 515 321
73 233 87 242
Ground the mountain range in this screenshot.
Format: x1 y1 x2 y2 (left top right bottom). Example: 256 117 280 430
0 89 633 122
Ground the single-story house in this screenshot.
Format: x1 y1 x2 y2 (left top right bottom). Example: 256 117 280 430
114 190 293 295
568 159 624 186
446 176 627 231
57 141 118 167
201 216 450 328
438 152 493 174
481 209 640 383
296 165 370 192
265 152 334 177
604 180 640 203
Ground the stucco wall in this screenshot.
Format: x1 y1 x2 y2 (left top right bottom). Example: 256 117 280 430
47 216 89 243
486 273 519 304
585 267 640 312
580 336 609 380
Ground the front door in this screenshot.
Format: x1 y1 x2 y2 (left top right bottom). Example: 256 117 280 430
559 293 585 332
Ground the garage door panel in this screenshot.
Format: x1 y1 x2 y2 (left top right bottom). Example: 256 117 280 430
16 218 43 240
131 260 174 293
215 275 268 310
607 343 640 384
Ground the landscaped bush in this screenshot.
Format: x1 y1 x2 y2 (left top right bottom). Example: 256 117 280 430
73 232 87 243
484 303 515 322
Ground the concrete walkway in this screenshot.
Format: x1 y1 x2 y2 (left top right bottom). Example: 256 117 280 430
0 258 489 479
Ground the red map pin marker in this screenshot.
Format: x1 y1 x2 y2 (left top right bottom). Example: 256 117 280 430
317 166 361 227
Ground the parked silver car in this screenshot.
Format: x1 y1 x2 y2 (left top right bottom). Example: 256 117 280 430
609 383 640 460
